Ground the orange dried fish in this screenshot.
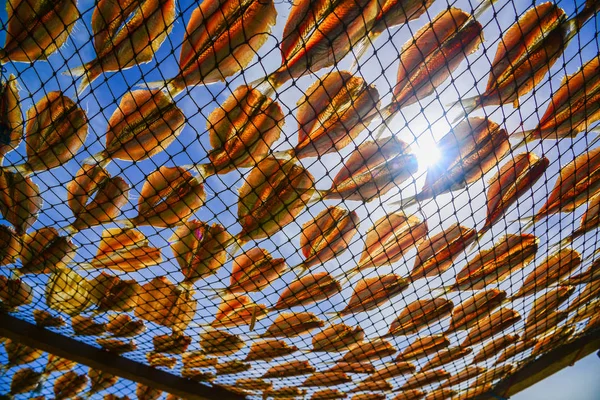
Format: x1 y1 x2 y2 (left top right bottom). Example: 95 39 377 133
72 316 107 336
44 354 75 375
461 308 521 347
446 234 538 292
0 0 78 62
97 338 137 354
91 275 140 313
262 360 315 379
0 75 22 163
562 258 600 285
517 55 600 144
531 326 575 358
495 339 538 364
410 224 477 281
479 153 548 239
199 330 245 356
386 297 453 337
245 339 298 362
513 249 580 299
400 369 449 391
469 364 514 388
235 378 273 392
135 276 197 332
321 137 418 203
4 339 43 367
340 339 397 363
455 384 492 400
0 169 42 235
182 351 217 369
350 380 392 393
9 368 42 396
153 333 191 354
336 275 410 317
263 386 306 399
311 389 347 400
439 366 485 388
136 384 162 400
107 315 146 338
458 3 570 112
33 309 65 328
424 388 456 400
312 323 365 352
182 369 216 383
211 294 268 329
421 346 473 371
263 0 379 90
295 206 360 274
560 194 600 248
338 213 426 282
0 276 32 311
237 158 314 246
261 312 324 339
54 371 88 400
190 85 283 178
303 372 352 387
399 118 510 208
569 298 600 324
18 227 76 275
566 280 600 314
71 0 176 92
67 165 129 231
472 334 519 364
397 335 450 362
226 248 286 294
0 225 20 266
522 311 568 341
46 268 93 315
171 219 231 285
326 362 375 375
279 71 379 160
130 166 206 228
525 286 574 324
7 92 87 176
391 390 425 400
363 362 415 383
87 228 162 272
89 369 118 397
447 289 507 333
155 0 276 96
216 360 251 376
274 272 341 310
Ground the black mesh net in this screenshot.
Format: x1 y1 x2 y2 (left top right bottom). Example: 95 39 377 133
1 0 599 399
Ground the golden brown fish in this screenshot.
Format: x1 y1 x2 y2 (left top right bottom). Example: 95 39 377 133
279 71 379 160
559 194 600 249
387 297 453 337
397 335 450 362
0 169 41 234
274 272 341 310
89 274 140 313
88 369 118 397
522 311 568 341
106 315 145 338
439 366 485 388
97 338 137 354
460 307 521 347
569 297 600 324
311 323 365 353
146 353 176 369
223 248 286 295
71 0 176 92
19 227 76 275
424 388 456 400
525 286 574 325
3 339 43 367
340 339 397 363
0 225 20 266
446 234 538 292
454 384 492 400
473 334 520 364
0 75 22 163
397 118 510 208
262 360 315 379
216 360 251 376
129 166 206 228
86 228 162 272
10 368 42 396
54 371 88 400
321 136 418 203
326 362 375 375
261 312 324 339
42 355 74 378
0 276 32 311
562 258 600 285
311 389 347 400
349 380 392 393
181 351 217 369
335 274 410 317
468 364 514 388
303 372 352 387
199 330 245 357
135 276 197 332
495 339 538 364
294 206 360 275
400 369 450 391
245 339 298 362
235 378 273 392
362 362 415 383
410 224 477 281
447 289 507 333
0 0 78 62
566 280 600 314
420 346 473 371
86 90 184 167
46 268 93 315
337 212 426 282
530 325 575 358
211 294 268 329
392 391 425 400
33 309 65 328
72 315 107 336
156 0 277 96
262 386 306 399
136 384 163 400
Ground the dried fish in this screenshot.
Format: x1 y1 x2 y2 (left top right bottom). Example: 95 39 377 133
263 386 306 399
10 368 42 395
107 315 145 338
136 384 162 400
447 234 538 292
321 137 418 203
562 258 600 285
0 225 20 266
91 275 140 313
0 75 22 163
274 272 341 310
153 333 192 354
87 228 162 272
363 362 416 382
522 311 568 342
237 158 314 245
181 368 215 383
312 323 365 352
479 153 548 239
54 371 87 400
461 308 521 347
67 165 129 231
397 335 450 362
72 316 107 336
216 360 251 376
262 360 315 379
236 378 273 392
0 276 32 311
295 206 360 274
171 220 232 285
0 170 42 234
387 297 453 337
97 338 137 354
336 275 410 317
89 369 118 397
33 309 65 328
245 339 298 362
303 372 352 387
311 389 347 400
199 330 245 356
401 369 449 391
410 224 477 281
440 366 485 388
421 346 473 371
326 362 375 375
526 286 574 325
447 289 507 333
227 248 286 294
147 352 176 369
4 339 43 367
424 388 456 400
469 364 514 388
454 384 492 400
569 297 600 324
19 227 76 275
472 334 519 364
392 390 426 400
46 268 93 315
566 280 600 314
340 339 397 363
261 312 324 339
87 90 185 166
280 71 379 160
44 354 75 375
135 276 197 332
352 395 386 400
211 294 268 329
0 0 78 62
182 352 217 369
495 339 538 364
560 194 600 248
72 0 176 92
350 380 392 393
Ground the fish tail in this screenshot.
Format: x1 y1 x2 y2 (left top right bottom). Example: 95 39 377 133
324 312 343 323
143 79 183 99
248 74 278 98
227 235 245 260
65 62 102 94
190 163 215 182
72 262 95 270
1 163 32 176
586 126 600 149
272 149 295 161
81 151 109 167
515 215 536 233
291 262 309 279
448 95 481 124
510 129 538 150
112 218 134 229
552 236 573 252
336 269 359 287
307 190 326 206
350 36 372 72
474 0 497 19
434 285 455 295
372 104 397 140
468 230 486 253
389 193 418 210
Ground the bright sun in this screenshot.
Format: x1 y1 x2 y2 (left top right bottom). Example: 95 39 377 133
412 138 442 168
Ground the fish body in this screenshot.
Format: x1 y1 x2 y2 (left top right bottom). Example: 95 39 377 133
54 371 88 400
372 0 434 36
526 286 574 325
311 389 347 400
566 277 600 314
531 325 575 357
199 330 245 356
522 311 568 341
340 339 397 363
567 194 600 244
397 335 450 362
439 366 485 388
447 289 507 333
0 225 21 266
19 227 76 275
216 360 251 376
181 351 217 369
421 346 473 371
387 297 453 336
107 315 145 337
10 368 42 396
472 334 520 364
229 247 286 293
340 274 410 316
302 372 352 387
245 339 298 362
235 378 273 392
325 137 418 202
262 360 315 379
350 380 392 393
563 258 600 285
0 0 79 62
90 228 162 272
400 369 449 391
261 312 324 338
311 323 365 352
391 390 425 400
362 362 415 382
326 362 375 375
212 294 268 329
0 169 42 234
461 307 521 347
496 339 538 364
0 276 32 311
468 364 514 388
0 75 22 163
275 272 341 310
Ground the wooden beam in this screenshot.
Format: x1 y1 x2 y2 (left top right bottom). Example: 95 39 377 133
477 329 600 399
0 312 245 400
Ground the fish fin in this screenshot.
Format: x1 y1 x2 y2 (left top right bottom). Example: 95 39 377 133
1 163 32 176
449 95 481 124
64 63 101 94
81 151 109 167
190 163 215 182
433 285 455 295
247 75 276 98
112 218 134 229
474 0 497 19
388 193 418 210
324 312 343 323
510 129 537 150
335 269 359 287
307 190 326 206
350 36 372 72
372 103 397 140
271 149 295 161
586 127 600 149
551 236 572 253
142 79 182 99
515 215 536 233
